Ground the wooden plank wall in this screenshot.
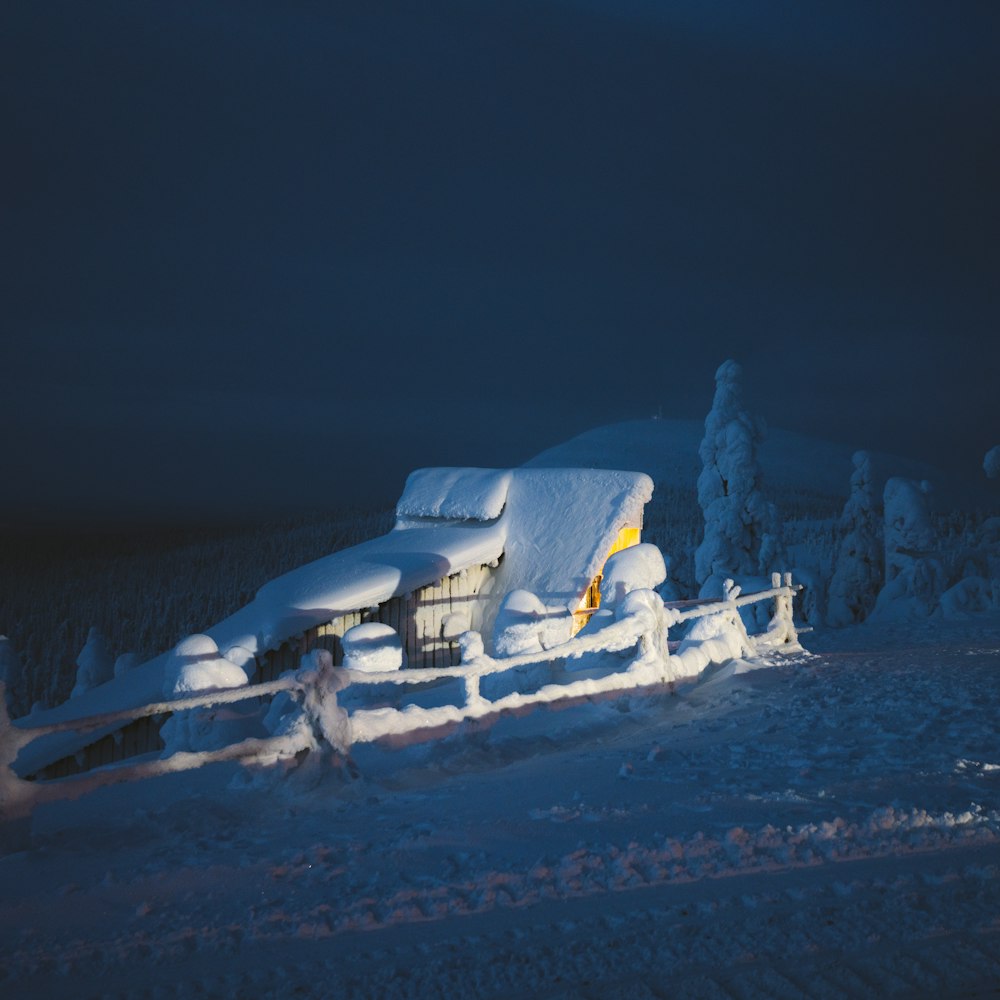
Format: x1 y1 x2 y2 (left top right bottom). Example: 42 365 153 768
37 714 167 780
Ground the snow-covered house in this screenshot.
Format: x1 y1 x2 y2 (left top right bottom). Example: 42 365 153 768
27 467 653 778
225 466 653 678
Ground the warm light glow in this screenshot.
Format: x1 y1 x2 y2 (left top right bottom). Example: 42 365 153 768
572 525 642 633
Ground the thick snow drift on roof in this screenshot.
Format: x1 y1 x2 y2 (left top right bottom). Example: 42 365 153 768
395 467 512 522
486 469 653 636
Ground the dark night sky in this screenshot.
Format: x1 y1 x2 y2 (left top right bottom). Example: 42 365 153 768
3 0 998 525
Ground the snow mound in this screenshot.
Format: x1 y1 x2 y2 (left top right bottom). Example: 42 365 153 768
493 589 551 657
341 623 405 672
600 544 666 608
162 635 251 697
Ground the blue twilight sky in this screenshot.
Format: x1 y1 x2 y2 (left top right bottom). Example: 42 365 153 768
2 0 998 525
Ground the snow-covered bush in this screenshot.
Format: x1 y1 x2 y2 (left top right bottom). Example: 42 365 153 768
159 637 254 754
656 554 685 604
162 634 250 697
939 577 997 619
676 596 754 672
984 445 1000 480
826 451 882 627
341 623 405 672
222 644 257 682
493 590 548 657
71 626 114 698
112 652 140 679
694 360 781 598
872 478 945 620
493 589 571 656
456 630 485 663
599 544 667 610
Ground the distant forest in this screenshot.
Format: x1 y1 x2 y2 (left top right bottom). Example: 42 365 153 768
0 508 393 715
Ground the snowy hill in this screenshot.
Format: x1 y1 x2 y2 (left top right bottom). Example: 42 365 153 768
525 417 957 513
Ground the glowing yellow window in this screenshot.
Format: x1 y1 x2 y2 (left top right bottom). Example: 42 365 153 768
573 525 641 633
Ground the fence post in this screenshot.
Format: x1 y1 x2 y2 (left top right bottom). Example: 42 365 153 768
766 572 798 646
299 652 352 754
464 673 483 707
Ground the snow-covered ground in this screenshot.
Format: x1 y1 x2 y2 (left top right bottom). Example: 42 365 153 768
4 612 1000 998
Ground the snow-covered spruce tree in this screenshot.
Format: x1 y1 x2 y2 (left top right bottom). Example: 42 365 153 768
71 626 114 698
694 360 781 598
935 445 1000 617
0 636 23 717
985 446 1000 480
826 451 882 627
872 478 944 619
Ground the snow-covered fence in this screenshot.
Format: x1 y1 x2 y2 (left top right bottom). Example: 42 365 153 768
1 577 801 824
0 662 345 828
303 573 802 746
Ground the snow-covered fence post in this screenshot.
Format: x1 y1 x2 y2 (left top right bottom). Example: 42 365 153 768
618 590 675 679
298 650 352 754
458 631 489 707
764 572 799 647
463 673 483 707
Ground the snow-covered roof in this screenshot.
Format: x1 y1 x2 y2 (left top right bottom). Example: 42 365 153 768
209 518 507 657
19 467 653 750
488 468 652 614
395 467 512 522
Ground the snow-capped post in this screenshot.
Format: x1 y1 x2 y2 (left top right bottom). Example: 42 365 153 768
616 589 675 677
694 360 781 598
766 572 798 645
457 631 488 706
297 650 351 755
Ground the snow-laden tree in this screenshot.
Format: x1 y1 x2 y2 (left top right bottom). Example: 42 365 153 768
113 652 140 679
985 446 1000 480
872 478 944 619
71 626 115 698
0 635 23 716
826 451 882 627
694 360 780 596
